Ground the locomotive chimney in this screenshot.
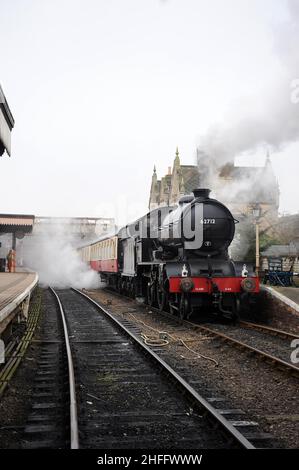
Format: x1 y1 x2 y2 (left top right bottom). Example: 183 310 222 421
193 188 211 199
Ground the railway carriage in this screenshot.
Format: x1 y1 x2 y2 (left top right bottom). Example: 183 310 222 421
80 235 118 275
78 189 259 320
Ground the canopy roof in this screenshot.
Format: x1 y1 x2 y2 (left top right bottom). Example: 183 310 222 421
0 214 34 233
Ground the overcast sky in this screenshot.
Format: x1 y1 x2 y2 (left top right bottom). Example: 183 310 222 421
0 0 298 224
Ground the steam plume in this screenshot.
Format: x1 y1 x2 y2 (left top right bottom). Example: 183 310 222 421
198 0 299 182
22 220 100 289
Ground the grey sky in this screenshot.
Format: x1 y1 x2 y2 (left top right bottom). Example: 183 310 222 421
0 0 298 224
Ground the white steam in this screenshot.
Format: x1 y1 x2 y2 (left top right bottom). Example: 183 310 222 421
198 0 299 183
22 222 100 289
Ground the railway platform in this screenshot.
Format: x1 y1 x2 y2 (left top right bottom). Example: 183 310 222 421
262 285 299 315
0 272 38 335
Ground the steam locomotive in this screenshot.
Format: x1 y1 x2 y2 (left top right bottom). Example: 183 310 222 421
78 189 259 320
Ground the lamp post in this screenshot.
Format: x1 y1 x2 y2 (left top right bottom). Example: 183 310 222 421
252 205 261 276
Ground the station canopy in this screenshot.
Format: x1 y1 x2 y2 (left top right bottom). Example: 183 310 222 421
0 85 15 157
0 214 35 236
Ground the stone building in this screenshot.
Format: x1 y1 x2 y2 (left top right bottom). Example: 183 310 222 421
213 153 280 230
273 213 299 243
149 148 280 233
149 148 200 210
261 239 299 272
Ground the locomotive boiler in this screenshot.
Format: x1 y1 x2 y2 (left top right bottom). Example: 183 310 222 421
78 189 259 320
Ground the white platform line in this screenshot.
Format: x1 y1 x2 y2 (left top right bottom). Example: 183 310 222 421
261 285 299 314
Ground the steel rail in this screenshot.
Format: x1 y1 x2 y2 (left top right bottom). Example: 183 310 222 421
49 288 79 450
184 320 299 376
104 287 299 375
239 321 299 341
72 288 256 449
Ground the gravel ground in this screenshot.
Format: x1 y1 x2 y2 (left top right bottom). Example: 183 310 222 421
84 288 299 449
0 350 39 448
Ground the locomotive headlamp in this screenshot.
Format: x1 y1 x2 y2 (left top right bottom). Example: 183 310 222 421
241 278 256 292
180 278 194 293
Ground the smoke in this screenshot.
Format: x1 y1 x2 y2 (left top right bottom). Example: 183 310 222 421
198 0 299 184
21 221 100 289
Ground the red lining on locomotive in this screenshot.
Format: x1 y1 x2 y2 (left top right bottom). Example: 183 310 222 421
169 277 260 294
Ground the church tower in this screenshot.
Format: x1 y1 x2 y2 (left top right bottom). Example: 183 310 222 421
169 147 183 205
148 148 200 210
149 166 159 210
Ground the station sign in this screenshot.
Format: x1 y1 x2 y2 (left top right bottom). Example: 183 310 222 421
268 258 282 271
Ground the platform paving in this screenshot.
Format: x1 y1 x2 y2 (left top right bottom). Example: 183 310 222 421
272 287 299 306
262 285 299 314
0 272 38 331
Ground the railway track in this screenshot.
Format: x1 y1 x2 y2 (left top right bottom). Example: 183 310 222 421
78 287 299 448
23 287 269 449
184 320 299 377
105 287 299 377
157 314 299 377
22 289 71 449
238 321 299 341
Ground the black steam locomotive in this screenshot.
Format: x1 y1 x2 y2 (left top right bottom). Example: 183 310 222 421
79 189 259 320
